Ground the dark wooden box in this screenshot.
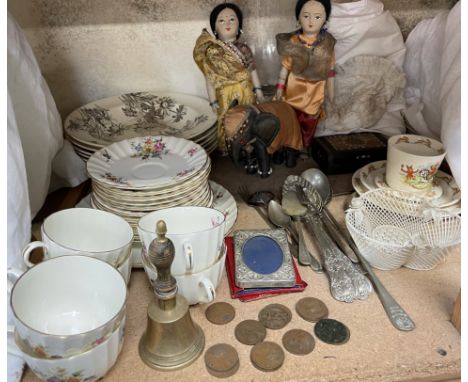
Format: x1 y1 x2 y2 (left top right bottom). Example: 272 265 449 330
310 132 388 175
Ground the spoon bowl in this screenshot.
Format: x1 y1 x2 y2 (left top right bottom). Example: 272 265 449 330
301 168 359 263
247 191 275 207
267 200 292 228
301 168 332 205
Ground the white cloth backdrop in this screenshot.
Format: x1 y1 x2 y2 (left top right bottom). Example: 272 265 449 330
7 12 88 381
316 0 407 137
403 2 460 187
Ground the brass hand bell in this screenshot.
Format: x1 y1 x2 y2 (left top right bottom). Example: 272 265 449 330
139 220 205 370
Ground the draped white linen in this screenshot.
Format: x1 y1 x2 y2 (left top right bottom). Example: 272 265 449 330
7 12 88 381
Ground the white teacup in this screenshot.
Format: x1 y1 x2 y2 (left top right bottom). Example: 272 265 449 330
8 255 127 359
22 208 134 268
138 206 226 274
386 134 446 194
117 249 133 285
143 244 227 305
8 317 125 381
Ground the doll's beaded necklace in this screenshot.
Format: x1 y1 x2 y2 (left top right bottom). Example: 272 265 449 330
220 40 250 68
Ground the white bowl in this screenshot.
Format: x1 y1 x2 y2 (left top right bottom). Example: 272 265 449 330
9 256 127 358
11 317 125 381
117 249 132 285
22 208 134 268
143 244 227 305
138 206 226 274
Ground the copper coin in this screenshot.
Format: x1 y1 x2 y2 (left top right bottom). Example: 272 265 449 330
282 329 315 355
314 318 350 345
204 343 239 378
205 302 236 325
258 304 292 330
295 297 329 322
250 341 285 372
234 320 267 345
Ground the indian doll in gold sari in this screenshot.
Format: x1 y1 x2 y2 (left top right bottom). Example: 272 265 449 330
276 0 335 148
193 3 264 154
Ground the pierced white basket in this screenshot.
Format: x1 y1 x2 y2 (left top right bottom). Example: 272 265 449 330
345 188 461 271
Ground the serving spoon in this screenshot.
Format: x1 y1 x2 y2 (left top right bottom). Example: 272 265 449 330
301 168 358 263
268 200 323 273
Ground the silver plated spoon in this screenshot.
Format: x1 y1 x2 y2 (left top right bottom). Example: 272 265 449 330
301 168 358 263
281 191 311 267
268 200 323 273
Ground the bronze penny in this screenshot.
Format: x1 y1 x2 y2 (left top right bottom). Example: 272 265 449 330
204 343 239 378
258 304 292 330
205 302 236 325
314 318 350 345
234 320 267 345
295 297 329 322
282 329 315 355
250 341 285 372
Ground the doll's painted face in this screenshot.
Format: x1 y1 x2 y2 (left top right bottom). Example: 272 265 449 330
215 8 239 42
298 1 326 36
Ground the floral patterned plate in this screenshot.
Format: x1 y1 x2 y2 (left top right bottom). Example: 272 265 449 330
64 92 216 147
359 160 461 208
91 161 211 200
209 181 237 235
87 136 208 189
351 167 369 195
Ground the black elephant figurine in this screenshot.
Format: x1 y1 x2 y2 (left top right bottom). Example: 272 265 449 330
223 101 304 177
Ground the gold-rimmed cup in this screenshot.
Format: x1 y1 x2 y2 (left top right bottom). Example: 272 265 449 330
8 255 127 359
22 208 133 269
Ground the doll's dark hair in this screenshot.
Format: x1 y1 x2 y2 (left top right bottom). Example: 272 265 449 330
295 0 331 21
210 2 243 39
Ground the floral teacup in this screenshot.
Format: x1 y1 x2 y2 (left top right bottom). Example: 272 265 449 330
386 134 446 194
8 256 127 359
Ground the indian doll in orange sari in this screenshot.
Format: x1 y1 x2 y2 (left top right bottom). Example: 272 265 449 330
276 0 335 148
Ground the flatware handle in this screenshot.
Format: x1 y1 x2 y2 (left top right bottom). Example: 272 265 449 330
294 220 311 266
288 222 323 272
304 214 372 303
322 208 359 263
344 233 416 331
252 205 275 229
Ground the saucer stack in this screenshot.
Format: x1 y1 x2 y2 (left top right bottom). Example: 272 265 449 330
64 92 218 161
352 160 461 212
86 135 213 243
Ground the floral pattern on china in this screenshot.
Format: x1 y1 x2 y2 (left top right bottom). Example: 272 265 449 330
130 137 169 160
64 92 216 146
358 160 460 208
395 136 445 154
32 367 95 382
399 163 439 190
86 135 208 189
19 332 110 360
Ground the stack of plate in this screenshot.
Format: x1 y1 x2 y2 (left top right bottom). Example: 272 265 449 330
86 135 213 242
64 92 218 161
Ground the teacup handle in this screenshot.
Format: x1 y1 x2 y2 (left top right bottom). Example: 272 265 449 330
7 325 23 357
199 278 215 303
22 241 49 268
183 243 194 271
